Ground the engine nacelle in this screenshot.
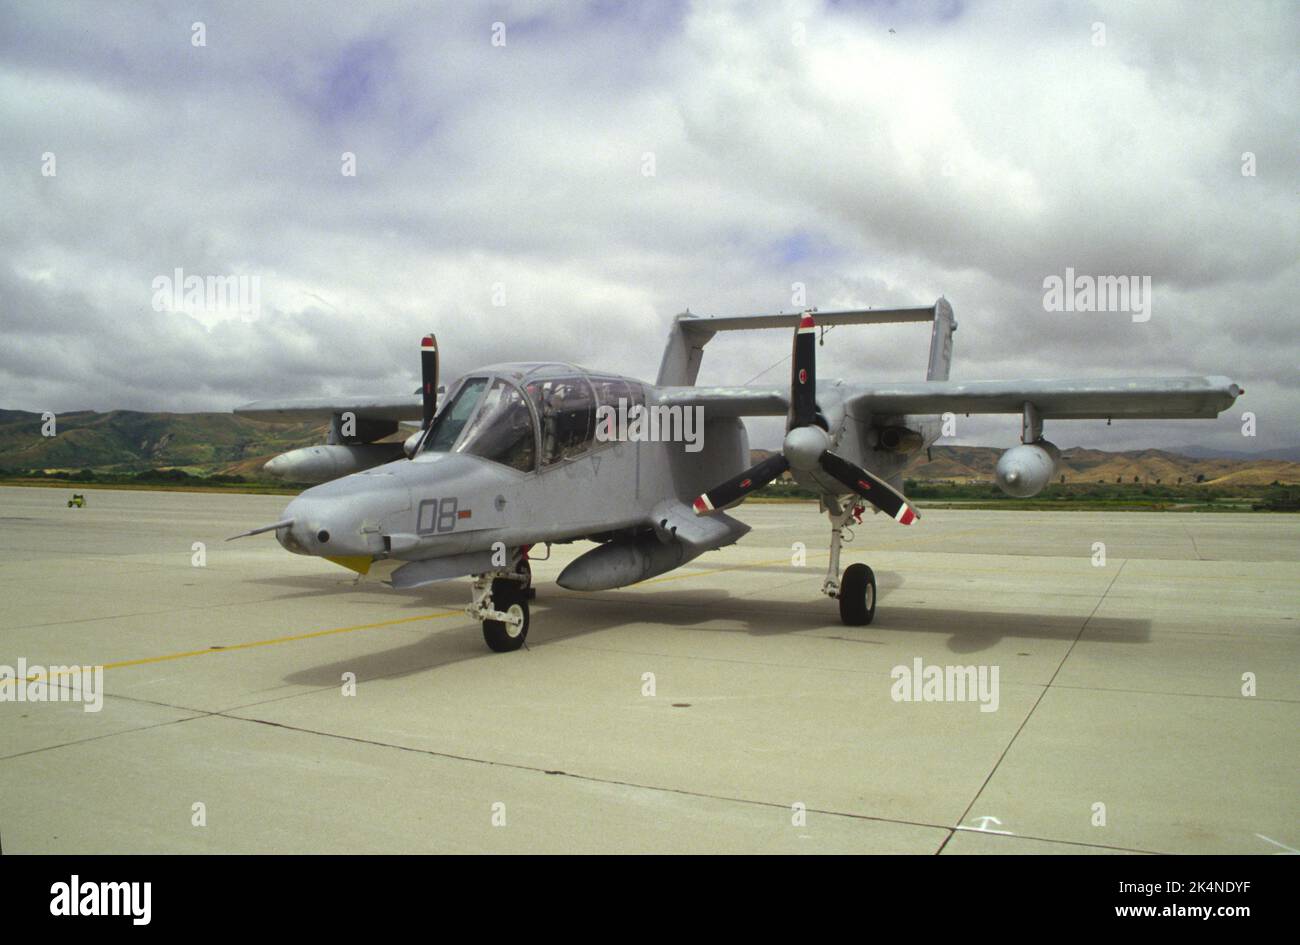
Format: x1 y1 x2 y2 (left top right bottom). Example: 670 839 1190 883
995 441 1060 498
877 426 923 454
263 443 405 483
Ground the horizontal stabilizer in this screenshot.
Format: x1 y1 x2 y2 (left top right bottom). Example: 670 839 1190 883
677 306 937 334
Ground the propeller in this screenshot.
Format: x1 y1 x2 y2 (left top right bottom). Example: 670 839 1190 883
692 312 917 525
421 333 439 430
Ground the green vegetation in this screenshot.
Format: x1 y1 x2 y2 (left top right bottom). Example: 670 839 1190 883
0 466 310 495
0 408 323 474
1253 485 1300 512
749 479 1286 512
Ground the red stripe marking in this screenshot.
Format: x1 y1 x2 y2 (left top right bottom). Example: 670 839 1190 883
422 337 435 347
457 510 471 519
898 507 915 525
857 480 871 490
799 315 815 329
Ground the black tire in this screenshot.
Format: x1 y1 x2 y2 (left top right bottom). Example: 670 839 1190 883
483 581 529 652
838 563 876 626
515 558 535 599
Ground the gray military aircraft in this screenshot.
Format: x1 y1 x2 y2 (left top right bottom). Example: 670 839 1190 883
231 301 1242 652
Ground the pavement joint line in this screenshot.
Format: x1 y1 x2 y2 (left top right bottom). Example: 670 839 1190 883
1045 682 1300 704
211 711 958 835
0 610 463 688
939 559 1132 854
201 713 1165 855
0 711 211 763
938 829 1161 856
0 694 1179 856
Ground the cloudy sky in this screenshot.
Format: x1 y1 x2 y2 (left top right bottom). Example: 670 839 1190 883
1 0 1296 452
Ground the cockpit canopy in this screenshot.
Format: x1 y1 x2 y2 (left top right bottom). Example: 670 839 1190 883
420 363 644 472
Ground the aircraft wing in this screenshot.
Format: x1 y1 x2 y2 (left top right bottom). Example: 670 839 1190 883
234 395 423 423
652 386 788 417
841 376 1242 420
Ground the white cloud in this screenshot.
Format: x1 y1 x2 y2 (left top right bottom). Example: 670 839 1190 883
0 0 1295 453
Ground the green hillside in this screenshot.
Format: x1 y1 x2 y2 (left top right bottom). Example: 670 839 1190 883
0 409 324 475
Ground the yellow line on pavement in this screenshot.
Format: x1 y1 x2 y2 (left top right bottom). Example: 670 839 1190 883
1 610 462 686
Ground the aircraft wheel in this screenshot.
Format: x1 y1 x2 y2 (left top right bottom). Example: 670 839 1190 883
838 563 876 626
483 581 529 652
515 558 535 599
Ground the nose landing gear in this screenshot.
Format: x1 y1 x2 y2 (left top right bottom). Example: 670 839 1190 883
821 502 877 626
468 550 535 652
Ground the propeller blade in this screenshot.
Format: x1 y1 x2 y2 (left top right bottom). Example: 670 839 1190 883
789 312 817 429
693 454 791 514
226 519 294 541
818 451 918 525
421 333 439 429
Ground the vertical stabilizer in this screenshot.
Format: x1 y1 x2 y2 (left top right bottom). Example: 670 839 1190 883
656 313 716 386
926 298 956 381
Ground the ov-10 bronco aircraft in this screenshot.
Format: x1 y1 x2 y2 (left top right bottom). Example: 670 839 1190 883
231 301 1242 652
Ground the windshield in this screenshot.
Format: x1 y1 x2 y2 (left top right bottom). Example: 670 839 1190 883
456 378 536 472
422 377 488 453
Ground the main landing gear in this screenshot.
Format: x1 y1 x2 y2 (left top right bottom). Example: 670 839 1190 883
821 502 876 626
467 552 535 652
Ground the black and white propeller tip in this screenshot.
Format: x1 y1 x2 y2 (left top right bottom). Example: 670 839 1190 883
420 333 439 430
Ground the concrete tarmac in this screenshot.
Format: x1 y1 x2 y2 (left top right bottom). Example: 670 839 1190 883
0 485 1296 854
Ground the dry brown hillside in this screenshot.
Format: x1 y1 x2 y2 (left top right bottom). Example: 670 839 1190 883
751 445 1299 486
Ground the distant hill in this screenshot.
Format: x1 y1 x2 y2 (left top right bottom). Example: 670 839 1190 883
2 408 1296 486
906 445 1300 486
1162 443 1300 462
753 444 1299 486
0 409 326 475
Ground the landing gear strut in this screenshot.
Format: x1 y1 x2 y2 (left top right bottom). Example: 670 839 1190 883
468 548 534 652
821 502 876 626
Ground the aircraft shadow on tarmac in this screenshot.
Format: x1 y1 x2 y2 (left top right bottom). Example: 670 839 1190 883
269 570 1151 687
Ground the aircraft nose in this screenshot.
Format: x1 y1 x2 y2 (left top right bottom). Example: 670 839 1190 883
275 495 365 557
275 497 328 555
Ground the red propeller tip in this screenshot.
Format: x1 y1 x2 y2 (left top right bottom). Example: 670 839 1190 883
421 336 435 348
798 315 816 331
692 495 714 515
896 506 916 525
